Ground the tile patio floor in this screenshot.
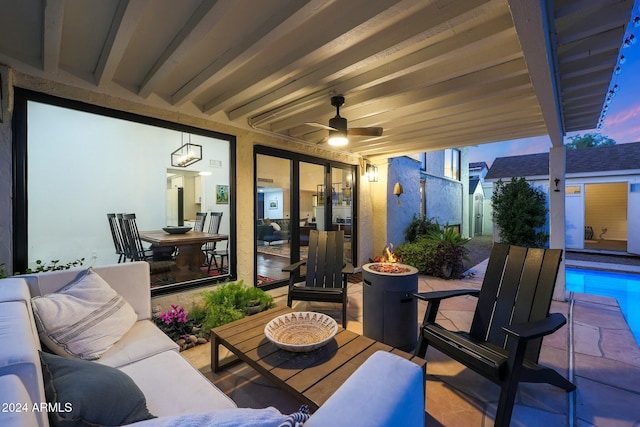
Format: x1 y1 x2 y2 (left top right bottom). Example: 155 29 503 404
182 259 640 426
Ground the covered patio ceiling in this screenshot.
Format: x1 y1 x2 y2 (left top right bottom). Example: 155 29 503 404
0 0 635 160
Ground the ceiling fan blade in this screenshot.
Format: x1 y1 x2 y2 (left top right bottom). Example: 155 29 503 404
348 127 383 137
316 136 329 145
305 122 337 131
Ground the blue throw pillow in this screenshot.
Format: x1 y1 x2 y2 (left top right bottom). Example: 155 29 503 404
39 351 155 427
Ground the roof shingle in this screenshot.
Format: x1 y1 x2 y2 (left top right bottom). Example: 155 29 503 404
485 142 640 180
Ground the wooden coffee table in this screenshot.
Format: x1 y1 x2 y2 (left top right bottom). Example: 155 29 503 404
210 306 426 410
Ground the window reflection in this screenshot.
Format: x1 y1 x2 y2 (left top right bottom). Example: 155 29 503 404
25 99 232 291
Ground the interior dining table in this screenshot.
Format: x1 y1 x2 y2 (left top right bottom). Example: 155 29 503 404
139 230 228 274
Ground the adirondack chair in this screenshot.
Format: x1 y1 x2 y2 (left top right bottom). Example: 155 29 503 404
414 243 576 427
283 230 354 328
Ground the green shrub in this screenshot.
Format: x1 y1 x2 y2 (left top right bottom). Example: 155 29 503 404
199 280 274 332
396 222 469 279
404 215 438 243
422 225 470 279
491 177 548 247
394 236 431 273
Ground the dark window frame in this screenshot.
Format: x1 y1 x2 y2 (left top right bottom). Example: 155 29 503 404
12 88 237 296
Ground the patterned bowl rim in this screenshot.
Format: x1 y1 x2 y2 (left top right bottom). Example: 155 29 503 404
264 311 338 352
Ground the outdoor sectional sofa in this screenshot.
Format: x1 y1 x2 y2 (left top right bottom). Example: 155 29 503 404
0 261 424 426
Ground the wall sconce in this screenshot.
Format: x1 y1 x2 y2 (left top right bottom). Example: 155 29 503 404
554 178 561 192
171 134 202 167
366 164 378 182
393 182 403 205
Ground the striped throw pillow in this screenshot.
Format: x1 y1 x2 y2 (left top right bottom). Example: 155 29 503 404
31 269 137 360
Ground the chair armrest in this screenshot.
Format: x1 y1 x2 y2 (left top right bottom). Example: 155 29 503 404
282 260 306 273
305 351 424 427
341 263 355 275
414 289 480 303
502 312 567 341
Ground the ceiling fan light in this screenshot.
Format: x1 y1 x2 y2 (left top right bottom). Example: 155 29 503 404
328 130 348 146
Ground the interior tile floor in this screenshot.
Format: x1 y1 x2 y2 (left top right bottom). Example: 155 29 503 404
181 259 640 426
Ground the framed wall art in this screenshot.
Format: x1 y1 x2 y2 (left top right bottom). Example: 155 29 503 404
216 185 229 204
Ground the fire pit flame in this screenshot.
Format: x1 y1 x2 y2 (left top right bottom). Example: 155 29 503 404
373 244 401 264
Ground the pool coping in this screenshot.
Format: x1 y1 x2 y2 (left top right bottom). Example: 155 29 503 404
565 260 640 274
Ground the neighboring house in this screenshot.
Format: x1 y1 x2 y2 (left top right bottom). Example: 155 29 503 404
485 143 640 254
468 161 492 237
418 148 469 236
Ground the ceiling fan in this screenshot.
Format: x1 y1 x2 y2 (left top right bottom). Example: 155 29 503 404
306 95 383 146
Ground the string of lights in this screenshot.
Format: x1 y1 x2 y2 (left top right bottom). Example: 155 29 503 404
597 12 640 130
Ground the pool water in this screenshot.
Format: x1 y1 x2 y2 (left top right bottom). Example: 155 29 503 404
566 268 640 345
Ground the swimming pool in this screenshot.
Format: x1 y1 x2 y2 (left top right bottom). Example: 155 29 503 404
566 267 640 345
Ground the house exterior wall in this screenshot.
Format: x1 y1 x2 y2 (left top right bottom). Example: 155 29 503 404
0 70 365 280
422 150 466 234
386 156 421 247
0 66 12 272
489 173 640 251
424 176 463 228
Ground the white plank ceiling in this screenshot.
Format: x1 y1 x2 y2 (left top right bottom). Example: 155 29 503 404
0 0 635 160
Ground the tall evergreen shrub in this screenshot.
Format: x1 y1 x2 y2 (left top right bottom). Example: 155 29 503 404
491 177 548 247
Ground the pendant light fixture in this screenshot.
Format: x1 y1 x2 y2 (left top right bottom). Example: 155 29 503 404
171 133 202 167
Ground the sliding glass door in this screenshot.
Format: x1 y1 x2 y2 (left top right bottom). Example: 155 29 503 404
255 147 356 289
256 154 292 286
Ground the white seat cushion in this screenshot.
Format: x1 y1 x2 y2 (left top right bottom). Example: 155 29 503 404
0 375 41 427
96 320 179 368
118 350 237 416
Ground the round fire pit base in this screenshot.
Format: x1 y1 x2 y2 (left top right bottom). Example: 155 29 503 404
362 263 418 352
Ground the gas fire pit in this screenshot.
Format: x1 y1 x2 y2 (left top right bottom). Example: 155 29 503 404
362 262 418 352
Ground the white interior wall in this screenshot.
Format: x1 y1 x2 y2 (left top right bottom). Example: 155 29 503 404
585 182 627 241
27 101 230 268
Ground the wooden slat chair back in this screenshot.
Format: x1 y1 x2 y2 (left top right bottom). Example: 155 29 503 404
283 230 353 328
414 243 575 427
304 230 345 288
470 244 561 361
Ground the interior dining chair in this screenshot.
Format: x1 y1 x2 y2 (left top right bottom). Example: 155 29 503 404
118 213 155 261
193 212 207 232
203 212 225 273
119 213 175 283
107 213 126 263
208 238 229 274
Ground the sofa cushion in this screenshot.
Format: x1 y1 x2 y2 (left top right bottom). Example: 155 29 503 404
0 375 40 427
31 268 137 360
118 350 237 416
40 350 155 427
0 301 49 427
95 319 179 368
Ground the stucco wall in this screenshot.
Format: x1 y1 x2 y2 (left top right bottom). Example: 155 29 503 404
0 66 13 273
425 176 463 226
387 156 421 247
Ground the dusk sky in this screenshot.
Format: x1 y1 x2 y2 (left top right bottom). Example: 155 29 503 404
468 12 640 167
